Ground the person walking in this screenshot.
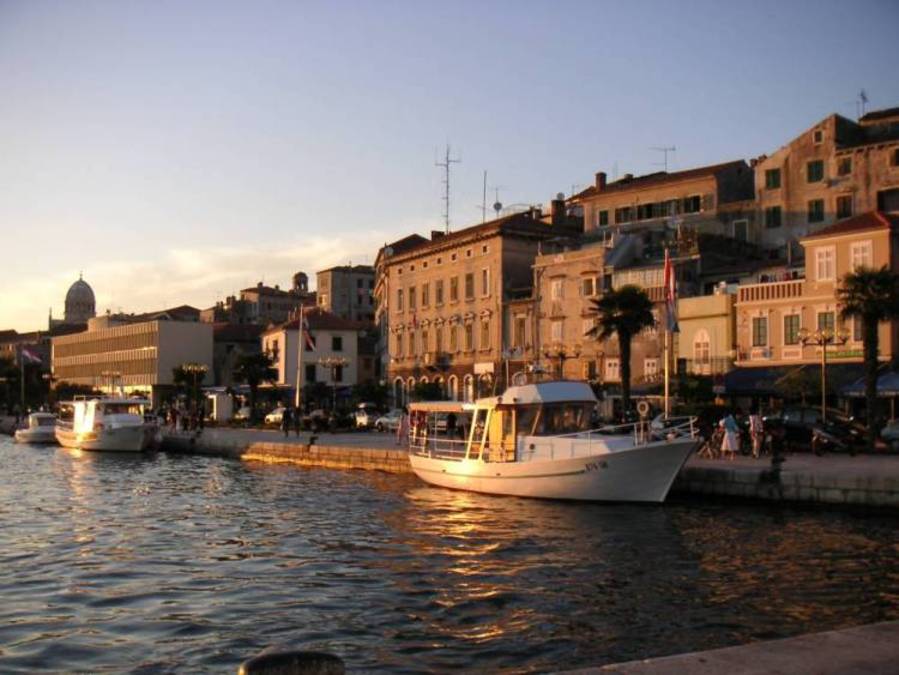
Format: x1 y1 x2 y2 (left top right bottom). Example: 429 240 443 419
720 412 740 460
281 407 292 438
749 408 764 459
396 407 409 446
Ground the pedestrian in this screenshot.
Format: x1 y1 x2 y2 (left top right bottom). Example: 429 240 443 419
720 411 740 460
293 406 302 437
446 411 457 439
396 407 409 446
749 408 764 458
281 406 292 438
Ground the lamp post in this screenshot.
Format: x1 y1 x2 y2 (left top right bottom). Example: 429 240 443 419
181 363 208 413
318 356 349 411
797 326 849 423
542 343 581 380
100 369 122 395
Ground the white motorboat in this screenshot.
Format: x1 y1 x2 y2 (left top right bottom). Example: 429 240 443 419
14 412 58 444
55 397 157 452
408 381 698 503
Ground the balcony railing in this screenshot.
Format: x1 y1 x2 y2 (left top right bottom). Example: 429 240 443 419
737 279 803 304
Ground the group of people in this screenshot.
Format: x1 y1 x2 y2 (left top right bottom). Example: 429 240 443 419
715 408 771 459
279 407 303 437
161 405 204 433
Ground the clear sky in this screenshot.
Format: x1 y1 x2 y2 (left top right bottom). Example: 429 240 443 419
1 0 897 331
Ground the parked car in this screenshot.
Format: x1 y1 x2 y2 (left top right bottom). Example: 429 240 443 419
375 409 404 432
810 419 864 455
264 407 286 425
354 403 380 429
765 407 864 452
302 408 329 432
881 420 899 451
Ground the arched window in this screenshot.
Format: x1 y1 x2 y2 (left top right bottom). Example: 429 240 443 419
693 329 711 374
434 376 445 398
447 375 459 401
393 377 405 407
463 375 475 403
477 373 493 397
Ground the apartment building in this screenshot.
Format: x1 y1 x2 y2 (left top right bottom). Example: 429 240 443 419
51 316 213 405
734 212 898 376
316 265 375 322
572 160 755 241
754 107 899 251
376 206 580 404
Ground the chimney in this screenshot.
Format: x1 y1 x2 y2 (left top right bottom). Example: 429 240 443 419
551 192 566 226
595 171 607 190
431 230 445 240
623 173 634 182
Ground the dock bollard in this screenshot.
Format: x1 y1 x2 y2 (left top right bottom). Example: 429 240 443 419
237 647 345 675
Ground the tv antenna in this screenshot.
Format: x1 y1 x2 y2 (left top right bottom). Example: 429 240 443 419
435 144 461 233
856 89 869 120
651 146 676 172
491 185 505 218
478 170 488 223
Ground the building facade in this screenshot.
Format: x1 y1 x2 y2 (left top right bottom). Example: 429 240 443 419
316 265 376 322
51 317 213 405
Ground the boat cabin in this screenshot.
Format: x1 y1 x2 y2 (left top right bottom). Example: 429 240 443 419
70 397 150 432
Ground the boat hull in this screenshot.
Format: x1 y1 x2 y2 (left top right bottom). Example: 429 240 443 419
14 429 58 444
55 424 155 452
409 438 697 503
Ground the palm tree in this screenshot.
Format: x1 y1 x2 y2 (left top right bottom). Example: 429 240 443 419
587 285 656 415
837 265 899 451
233 352 278 424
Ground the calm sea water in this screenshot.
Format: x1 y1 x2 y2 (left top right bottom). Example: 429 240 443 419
0 438 897 673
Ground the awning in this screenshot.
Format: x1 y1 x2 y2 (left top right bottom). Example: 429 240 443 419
842 368 899 397
724 363 864 397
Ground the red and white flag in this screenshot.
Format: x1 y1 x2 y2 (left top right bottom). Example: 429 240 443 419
663 248 679 333
301 308 315 351
21 347 42 364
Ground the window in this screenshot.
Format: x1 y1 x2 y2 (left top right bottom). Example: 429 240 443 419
752 317 768 347
464 273 475 300
408 285 416 310
551 279 564 300
694 329 710 365
815 247 835 281
305 363 317 383
395 332 403 357
514 316 527 348
334 365 343 383
597 210 609 227
584 360 597 380
449 325 458 351
397 288 404 312
644 358 659 378
464 323 473 351
481 268 490 295
435 326 443 353
807 199 825 223
408 331 415 355
604 358 620 382
836 195 853 219
807 160 824 183
837 157 852 176
582 318 595 336
733 219 748 241
813 129 824 144
765 168 781 189
581 277 596 297
682 195 701 214
435 280 444 305
331 335 343 351
765 206 782 228
551 320 563 342
482 245 489 254
817 311 835 333
850 240 872 271
784 314 800 345
421 283 429 307
422 261 428 269
614 206 633 223
421 330 428 353
479 320 489 349
466 249 472 258
451 253 457 262
449 276 459 302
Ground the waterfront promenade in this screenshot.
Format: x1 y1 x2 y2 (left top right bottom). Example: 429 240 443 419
159 426 899 509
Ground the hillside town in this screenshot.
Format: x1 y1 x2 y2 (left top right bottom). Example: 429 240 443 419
2 105 898 441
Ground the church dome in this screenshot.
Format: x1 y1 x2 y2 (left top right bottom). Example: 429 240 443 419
64 275 96 323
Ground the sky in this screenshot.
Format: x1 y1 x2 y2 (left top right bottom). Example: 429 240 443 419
1 0 897 331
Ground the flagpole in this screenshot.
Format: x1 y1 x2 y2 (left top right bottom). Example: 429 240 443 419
20 349 25 410
295 305 304 410
664 328 670 419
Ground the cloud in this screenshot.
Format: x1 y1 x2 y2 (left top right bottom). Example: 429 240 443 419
0 230 396 331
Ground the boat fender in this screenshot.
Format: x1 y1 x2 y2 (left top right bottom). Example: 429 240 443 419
238 647 344 675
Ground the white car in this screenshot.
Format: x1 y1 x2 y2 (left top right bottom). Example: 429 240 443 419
265 407 286 425
354 403 380 429
233 406 252 421
374 410 404 432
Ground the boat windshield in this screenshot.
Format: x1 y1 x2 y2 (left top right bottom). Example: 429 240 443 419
35 416 55 427
516 403 593 436
101 403 145 416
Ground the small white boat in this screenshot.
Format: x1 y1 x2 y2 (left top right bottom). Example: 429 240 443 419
55 397 157 452
14 412 58 444
408 381 698 503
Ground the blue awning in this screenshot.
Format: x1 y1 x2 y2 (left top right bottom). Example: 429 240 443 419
842 368 899 397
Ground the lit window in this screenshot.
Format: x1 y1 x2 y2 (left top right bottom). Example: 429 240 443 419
850 240 872 271
815 247 835 281
783 315 800 345
604 358 620 382
551 279 564 300
551 320 563 342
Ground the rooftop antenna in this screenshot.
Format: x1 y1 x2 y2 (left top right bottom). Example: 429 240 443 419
491 185 505 218
479 170 488 223
856 89 869 120
651 146 676 172
435 144 461 233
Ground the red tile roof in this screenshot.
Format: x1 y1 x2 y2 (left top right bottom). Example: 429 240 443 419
801 211 899 240
572 160 748 200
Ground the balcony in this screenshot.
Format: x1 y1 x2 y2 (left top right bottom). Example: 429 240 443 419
737 279 803 304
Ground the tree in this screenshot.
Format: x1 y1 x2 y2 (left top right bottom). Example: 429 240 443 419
837 265 899 451
587 285 656 415
233 352 277 423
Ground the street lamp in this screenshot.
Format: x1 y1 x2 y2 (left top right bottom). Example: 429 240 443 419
318 356 349 411
797 326 849 423
181 363 208 413
542 343 581 380
100 369 122 394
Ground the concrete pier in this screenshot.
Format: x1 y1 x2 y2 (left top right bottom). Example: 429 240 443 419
560 620 899 674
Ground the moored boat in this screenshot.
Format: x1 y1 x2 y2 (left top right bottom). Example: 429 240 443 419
408 381 698 503
14 412 58 444
55 397 156 452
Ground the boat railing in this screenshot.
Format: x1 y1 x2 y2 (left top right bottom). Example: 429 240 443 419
409 437 469 460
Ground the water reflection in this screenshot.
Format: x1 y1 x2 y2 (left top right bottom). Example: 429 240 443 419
0 439 896 673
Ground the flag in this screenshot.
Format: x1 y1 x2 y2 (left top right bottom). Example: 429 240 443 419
663 248 679 333
301 310 315 351
21 347 42 364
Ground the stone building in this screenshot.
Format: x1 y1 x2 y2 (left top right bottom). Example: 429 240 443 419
316 265 375 322
211 323 264 387
571 160 755 242
202 274 314 325
753 107 899 254
733 211 898 390
376 205 580 404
